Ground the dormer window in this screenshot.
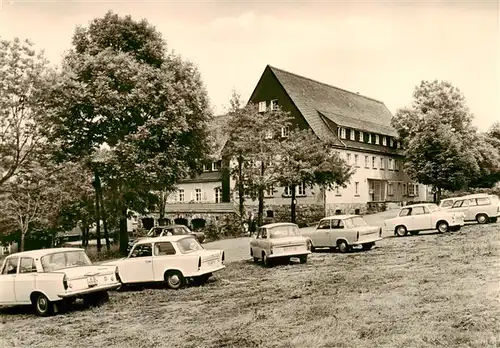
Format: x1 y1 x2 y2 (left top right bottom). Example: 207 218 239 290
359 131 364 142
258 101 266 113
270 99 278 111
340 128 346 139
265 129 273 139
350 130 355 141
212 161 221 172
368 134 372 143
382 136 387 146
281 126 290 138
203 163 211 172
375 135 380 145
390 138 394 147
397 141 401 149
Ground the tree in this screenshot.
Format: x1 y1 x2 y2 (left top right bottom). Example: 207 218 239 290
42 11 212 255
0 38 49 188
468 123 500 188
275 129 353 223
392 80 480 202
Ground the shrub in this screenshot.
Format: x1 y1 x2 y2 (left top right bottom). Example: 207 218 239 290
85 243 121 263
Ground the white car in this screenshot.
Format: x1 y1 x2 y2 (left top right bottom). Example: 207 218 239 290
446 194 500 224
439 193 489 210
384 203 465 236
249 222 311 267
103 235 225 289
301 215 383 253
0 248 120 316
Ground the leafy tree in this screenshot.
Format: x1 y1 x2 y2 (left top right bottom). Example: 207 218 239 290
392 80 481 201
468 123 500 188
275 129 353 223
42 11 212 255
0 38 49 188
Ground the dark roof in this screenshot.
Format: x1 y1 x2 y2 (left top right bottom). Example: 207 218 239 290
268 66 399 138
180 171 222 183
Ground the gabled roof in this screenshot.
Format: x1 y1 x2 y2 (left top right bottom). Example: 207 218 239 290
268 66 399 138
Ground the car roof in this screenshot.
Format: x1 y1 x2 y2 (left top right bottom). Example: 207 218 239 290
154 225 187 229
322 215 359 220
260 222 298 229
401 203 437 209
3 247 84 260
135 235 194 244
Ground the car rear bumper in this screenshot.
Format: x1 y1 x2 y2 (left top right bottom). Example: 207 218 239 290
268 250 311 259
188 265 225 277
352 237 382 246
58 283 121 298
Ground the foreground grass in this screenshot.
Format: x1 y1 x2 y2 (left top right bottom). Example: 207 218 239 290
1 224 499 348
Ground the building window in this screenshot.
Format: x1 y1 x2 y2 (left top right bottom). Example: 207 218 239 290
203 163 211 172
266 185 274 197
359 131 364 142
388 158 394 170
350 130 355 141
298 182 306 196
266 210 274 218
372 156 376 168
395 160 400 171
335 185 341 196
375 135 380 145
212 161 221 172
214 188 221 203
380 157 385 169
355 182 359 196
402 183 407 196
281 126 290 138
346 153 351 165
340 128 346 139
408 184 415 196
388 183 394 196
284 186 292 196
415 184 419 197
178 189 185 202
397 141 401 149
364 155 369 168
195 188 202 202
265 129 273 139
390 138 394 147
258 101 266 112
382 136 387 146
270 99 278 111
354 154 359 167
368 134 372 143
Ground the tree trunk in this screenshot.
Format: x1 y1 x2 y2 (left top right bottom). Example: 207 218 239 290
95 171 110 252
93 172 102 253
82 225 89 248
323 185 327 217
20 231 26 252
257 161 265 226
291 184 297 223
119 207 129 256
436 187 442 203
237 156 245 225
158 191 166 225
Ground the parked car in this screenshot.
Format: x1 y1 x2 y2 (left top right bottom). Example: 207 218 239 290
0 248 120 316
301 215 383 253
446 194 500 224
439 193 489 210
104 235 224 289
249 222 311 267
127 224 205 252
384 203 465 236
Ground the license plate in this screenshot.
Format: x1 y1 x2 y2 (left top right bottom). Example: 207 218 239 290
207 260 216 266
285 246 298 251
87 276 98 287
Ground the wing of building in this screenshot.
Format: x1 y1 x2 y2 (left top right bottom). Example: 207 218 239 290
153 65 431 229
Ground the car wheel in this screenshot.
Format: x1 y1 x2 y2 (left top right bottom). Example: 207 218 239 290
395 226 408 237
476 214 489 224
337 240 349 253
361 243 374 251
165 270 185 290
437 221 449 233
299 255 308 264
307 240 315 252
262 252 272 267
409 231 420 236
33 293 54 317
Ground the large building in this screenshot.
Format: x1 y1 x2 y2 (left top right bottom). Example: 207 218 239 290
156 65 431 228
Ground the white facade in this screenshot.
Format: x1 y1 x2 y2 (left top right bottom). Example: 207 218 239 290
167 181 223 204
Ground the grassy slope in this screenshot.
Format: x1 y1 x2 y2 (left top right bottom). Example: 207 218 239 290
1 224 499 348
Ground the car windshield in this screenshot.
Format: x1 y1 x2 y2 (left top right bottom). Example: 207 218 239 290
269 225 300 238
176 237 203 253
41 250 92 272
346 217 368 228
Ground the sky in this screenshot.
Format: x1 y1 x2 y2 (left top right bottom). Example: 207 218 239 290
0 0 498 131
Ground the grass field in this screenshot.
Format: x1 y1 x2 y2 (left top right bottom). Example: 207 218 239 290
1 224 499 348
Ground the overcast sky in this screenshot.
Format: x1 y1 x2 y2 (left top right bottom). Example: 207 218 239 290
0 0 498 131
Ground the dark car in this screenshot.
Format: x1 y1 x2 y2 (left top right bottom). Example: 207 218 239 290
127 225 206 253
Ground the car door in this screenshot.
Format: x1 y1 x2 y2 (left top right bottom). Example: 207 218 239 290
15 257 38 303
313 219 331 246
152 242 177 281
329 219 345 245
409 206 432 230
465 198 480 221
119 243 155 283
0 257 19 304
450 199 469 219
